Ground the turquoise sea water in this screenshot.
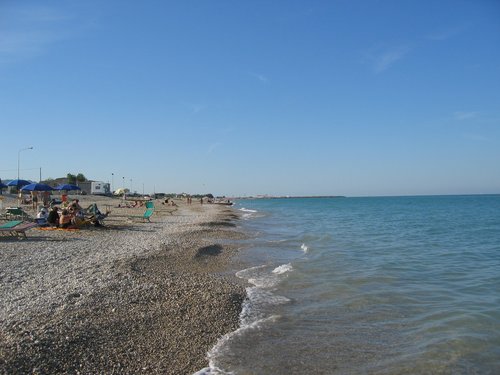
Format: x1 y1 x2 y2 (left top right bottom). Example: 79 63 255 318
200 195 500 374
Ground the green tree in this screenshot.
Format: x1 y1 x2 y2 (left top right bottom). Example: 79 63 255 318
76 173 87 182
67 173 76 184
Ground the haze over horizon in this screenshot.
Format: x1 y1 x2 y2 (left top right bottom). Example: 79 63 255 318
1 1 499 197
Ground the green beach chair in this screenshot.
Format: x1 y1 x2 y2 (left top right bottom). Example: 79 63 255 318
128 201 155 222
0 220 23 229
0 221 38 239
5 207 32 221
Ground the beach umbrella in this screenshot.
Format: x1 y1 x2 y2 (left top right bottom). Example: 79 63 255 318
54 184 81 191
20 183 54 192
0 182 7 189
7 179 31 188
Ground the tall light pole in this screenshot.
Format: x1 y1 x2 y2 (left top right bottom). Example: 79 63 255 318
130 178 133 193
122 177 125 188
17 146 33 182
111 173 114 193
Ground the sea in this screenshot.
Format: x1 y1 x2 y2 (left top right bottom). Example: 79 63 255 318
196 195 500 375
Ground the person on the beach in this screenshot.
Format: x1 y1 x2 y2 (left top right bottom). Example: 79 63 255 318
32 191 38 210
69 199 82 212
59 209 72 228
42 191 51 206
47 206 60 227
72 210 86 226
36 207 49 225
36 207 48 220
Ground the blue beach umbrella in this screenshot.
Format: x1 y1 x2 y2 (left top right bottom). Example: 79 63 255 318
54 184 81 191
7 179 31 188
0 182 7 189
20 183 54 192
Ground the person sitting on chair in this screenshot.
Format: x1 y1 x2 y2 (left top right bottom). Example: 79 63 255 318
72 209 87 226
47 207 60 227
37 207 47 218
69 199 82 212
59 209 72 229
35 207 49 226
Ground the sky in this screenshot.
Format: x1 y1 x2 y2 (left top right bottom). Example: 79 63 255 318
1 0 499 197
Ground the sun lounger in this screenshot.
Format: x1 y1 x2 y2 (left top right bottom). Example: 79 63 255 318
128 201 155 222
84 204 110 226
0 221 38 239
5 207 33 221
0 220 23 229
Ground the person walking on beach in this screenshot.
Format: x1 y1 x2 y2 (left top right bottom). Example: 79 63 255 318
42 191 50 206
32 191 39 210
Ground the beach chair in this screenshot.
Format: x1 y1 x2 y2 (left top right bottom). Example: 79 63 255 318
128 201 155 222
84 203 110 226
0 220 23 229
0 221 38 239
5 207 33 221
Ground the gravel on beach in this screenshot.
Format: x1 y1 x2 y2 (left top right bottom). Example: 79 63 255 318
0 196 248 374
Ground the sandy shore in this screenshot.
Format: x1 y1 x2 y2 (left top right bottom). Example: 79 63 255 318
0 194 248 374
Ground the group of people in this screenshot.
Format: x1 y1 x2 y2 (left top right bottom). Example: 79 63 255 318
162 198 177 206
18 191 52 210
36 199 106 228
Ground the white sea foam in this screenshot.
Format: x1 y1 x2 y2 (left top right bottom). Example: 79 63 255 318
267 239 287 243
199 314 281 374
272 263 293 274
247 275 278 288
197 285 285 374
198 265 291 374
235 265 267 279
239 207 258 220
239 207 257 213
301 243 309 253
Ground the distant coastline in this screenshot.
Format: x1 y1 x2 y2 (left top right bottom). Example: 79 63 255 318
235 195 346 200
234 193 500 200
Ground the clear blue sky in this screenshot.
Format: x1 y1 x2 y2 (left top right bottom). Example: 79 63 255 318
1 0 499 197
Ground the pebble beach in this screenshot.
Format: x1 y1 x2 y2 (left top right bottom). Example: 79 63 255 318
0 195 247 374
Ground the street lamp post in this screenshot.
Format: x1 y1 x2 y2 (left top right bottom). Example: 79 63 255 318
130 179 133 193
17 146 33 182
111 173 114 193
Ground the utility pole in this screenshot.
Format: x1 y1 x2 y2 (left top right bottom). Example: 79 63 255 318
17 146 33 182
